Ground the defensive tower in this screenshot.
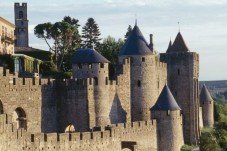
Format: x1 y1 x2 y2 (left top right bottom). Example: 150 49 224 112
160 32 200 145
72 48 111 127
14 2 29 47
151 84 184 151
119 24 163 122
200 84 214 127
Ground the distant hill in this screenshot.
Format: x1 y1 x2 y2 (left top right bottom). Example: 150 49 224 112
199 80 227 93
199 80 227 102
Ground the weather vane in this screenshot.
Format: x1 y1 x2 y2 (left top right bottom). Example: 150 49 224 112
178 21 180 32
135 13 137 25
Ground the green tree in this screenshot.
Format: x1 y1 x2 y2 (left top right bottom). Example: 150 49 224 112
99 36 124 78
200 132 221 151
62 16 81 71
124 25 132 41
82 18 101 50
34 16 80 71
214 129 227 149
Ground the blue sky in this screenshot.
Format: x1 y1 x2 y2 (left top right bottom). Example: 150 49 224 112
1 0 227 81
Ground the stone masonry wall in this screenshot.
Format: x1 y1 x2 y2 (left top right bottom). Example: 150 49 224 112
0 114 157 151
202 101 214 127
160 52 200 145
56 59 131 131
119 55 167 122
151 110 184 151
0 67 56 133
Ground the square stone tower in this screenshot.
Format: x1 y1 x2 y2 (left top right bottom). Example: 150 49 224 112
160 32 200 145
14 3 29 47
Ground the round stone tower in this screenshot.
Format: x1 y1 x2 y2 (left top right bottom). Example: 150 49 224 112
118 24 159 122
200 84 214 127
72 48 109 83
72 48 111 126
150 84 184 151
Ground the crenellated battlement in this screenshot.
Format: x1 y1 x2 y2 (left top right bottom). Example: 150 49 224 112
155 61 167 68
0 113 157 151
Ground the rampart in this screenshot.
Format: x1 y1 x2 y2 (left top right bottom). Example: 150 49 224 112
0 114 157 151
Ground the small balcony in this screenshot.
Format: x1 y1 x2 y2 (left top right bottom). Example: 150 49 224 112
1 35 14 44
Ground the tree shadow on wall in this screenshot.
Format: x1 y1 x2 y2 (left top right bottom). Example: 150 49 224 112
109 94 127 124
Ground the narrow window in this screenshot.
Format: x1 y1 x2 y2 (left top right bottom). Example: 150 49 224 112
137 80 141 87
142 57 145 62
88 64 92 69
177 69 180 75
100 63 104 68
105 77 108 85
78 64 82 69
166 110 170 115
19 11 23 19
94 77 98 85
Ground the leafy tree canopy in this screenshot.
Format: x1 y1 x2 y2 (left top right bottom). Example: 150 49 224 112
124 25 132 41
99 36 124 79
34 16 81 71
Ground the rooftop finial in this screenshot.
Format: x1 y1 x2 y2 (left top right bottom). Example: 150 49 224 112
92 43 95 50
178 21 180 32
135 13 137 26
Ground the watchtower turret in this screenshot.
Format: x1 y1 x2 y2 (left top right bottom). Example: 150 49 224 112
72 48 110 83
150 84 184 151
72 48 111 126
200 84 214 127
14 3 29 47
119 24 166 122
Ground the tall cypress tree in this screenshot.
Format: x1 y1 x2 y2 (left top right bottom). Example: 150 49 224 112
124 25 132 41
82 18 101 50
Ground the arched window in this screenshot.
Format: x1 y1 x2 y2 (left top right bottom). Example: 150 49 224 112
12 107 27 129
19 11 23 19
65 124 75 133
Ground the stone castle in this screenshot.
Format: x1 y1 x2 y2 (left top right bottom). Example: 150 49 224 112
0 2 215 151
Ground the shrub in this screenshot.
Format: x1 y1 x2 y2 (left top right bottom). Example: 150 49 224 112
181 144 194 151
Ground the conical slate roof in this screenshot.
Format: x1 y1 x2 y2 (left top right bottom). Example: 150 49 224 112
200 84 214 103
151 84 181 111
168 32 190 53
119 25 153 56
72 48 110 64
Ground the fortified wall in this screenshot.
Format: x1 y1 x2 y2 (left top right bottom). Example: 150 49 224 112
57 58 131 132
0 67 56 133
0 114 157 151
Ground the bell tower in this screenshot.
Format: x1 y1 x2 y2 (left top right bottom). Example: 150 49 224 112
14 3 29 47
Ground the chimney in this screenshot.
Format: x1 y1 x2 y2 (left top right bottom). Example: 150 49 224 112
149 34 154 51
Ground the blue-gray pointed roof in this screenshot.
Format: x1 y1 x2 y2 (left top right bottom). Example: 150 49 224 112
119 25 153 56
168 32 190 53
72 48 110 64
151 84 181 111
200 85 214 103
